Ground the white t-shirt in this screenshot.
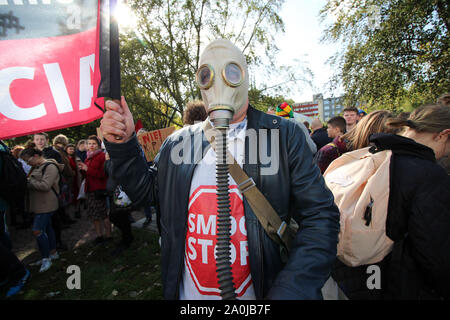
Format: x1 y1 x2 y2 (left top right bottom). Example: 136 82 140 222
179 118 256 300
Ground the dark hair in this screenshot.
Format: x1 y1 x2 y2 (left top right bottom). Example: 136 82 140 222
34 132 49 140
77 139 86 147
343 106 359 114
11 145 24 159
327 116 346 134
21 142 44 158
87 135 101 147
387 104 450 134
183 100 207 125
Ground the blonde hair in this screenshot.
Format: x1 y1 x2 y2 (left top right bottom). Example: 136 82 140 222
342 110 395 151
53 134 69 147
386 104 450 134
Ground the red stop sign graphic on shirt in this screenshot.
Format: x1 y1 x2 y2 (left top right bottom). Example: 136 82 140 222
185 185 252 297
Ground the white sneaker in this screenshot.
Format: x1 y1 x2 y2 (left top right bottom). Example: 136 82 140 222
39 258 52 273
31 252 59 266
50 252 59 260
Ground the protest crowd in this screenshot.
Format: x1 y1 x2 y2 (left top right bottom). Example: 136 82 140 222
0 39 449 301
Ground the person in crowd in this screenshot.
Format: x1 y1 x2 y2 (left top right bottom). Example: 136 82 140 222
183 100 207 126
332 104 450 300
303 121 311 134
341 110 395 152
310 118 333 151
20 143 62 273
76 140 87 163
53 135 76 224
315 111 395 175
12 146 31 175
66 144 82 219
32 133 67 250
343 106 359 132
33 132 62 163
358 109 367 119
313 116 347 174
135 128 156 228
104 153 134 256
276 102 317 154
8 146 31 229
0 140 31 298
266 106 275 115
78 135 111 244
100 39 340 300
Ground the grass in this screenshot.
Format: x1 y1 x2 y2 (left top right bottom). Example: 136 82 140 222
2 228 163 300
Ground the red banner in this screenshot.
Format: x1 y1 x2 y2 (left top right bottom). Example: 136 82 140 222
0 1 117 140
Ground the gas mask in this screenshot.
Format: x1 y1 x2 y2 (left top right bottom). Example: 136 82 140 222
196 39 249 128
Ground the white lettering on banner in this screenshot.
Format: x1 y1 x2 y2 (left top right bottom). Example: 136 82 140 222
0 67 46 120
43 62 73 114
0 54 95 120
79 54 95 110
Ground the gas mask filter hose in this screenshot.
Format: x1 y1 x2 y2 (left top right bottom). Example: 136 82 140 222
212 115 237 300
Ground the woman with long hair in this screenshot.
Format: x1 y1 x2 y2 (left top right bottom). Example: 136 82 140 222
78 135 111 244
341 110 397 151
331 104 450 300
20 143 63 272
315 110 396 174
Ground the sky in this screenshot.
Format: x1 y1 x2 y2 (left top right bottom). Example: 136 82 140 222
275 0 342 103
116 0 343 104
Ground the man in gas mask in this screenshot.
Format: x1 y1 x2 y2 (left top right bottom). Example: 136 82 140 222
100 39 339 300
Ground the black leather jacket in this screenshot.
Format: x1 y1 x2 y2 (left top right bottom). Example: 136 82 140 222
104 106 340 299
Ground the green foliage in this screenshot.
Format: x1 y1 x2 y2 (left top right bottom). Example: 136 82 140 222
321 0 450 112
248 86 295 112
120 0 289 127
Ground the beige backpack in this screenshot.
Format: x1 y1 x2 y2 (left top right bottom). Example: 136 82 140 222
323 147 394 267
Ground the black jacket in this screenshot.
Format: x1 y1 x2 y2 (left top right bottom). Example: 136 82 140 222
43 146 62 164
311 127 332 152
333 133 450 299
105 106 340 299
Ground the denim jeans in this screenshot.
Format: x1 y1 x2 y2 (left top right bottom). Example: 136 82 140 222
144 206 154 221
32 212 57 259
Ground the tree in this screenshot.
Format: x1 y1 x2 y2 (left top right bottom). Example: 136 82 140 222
120 0 308 128
320 0 450 112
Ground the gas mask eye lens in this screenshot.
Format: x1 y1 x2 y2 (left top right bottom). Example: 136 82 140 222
223 62 243 87
196 64 214 89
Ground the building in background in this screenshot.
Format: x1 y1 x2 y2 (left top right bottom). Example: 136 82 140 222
293 94 346 122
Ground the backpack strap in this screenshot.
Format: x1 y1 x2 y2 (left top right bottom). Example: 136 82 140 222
41 162 59 199
202 120 295 251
